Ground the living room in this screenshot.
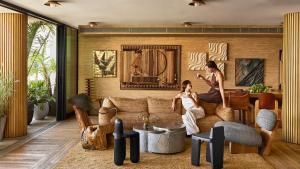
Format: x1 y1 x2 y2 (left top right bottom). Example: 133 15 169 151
0 0 300 169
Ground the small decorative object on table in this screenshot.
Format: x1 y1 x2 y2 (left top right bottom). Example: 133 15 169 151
138 112 150 130
138 112 159 130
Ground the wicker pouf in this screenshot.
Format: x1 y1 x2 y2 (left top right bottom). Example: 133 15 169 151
98 107 116 125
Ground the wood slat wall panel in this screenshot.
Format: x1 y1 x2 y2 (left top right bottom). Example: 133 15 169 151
283 12 300 144
0 13 27 138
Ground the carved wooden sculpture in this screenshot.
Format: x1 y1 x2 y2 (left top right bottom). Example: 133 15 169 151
73 105 114 150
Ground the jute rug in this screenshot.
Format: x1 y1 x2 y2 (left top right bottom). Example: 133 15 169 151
54 140 274 169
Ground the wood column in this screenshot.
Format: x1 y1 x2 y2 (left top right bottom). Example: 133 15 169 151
0 13 27 137
283 12 300 144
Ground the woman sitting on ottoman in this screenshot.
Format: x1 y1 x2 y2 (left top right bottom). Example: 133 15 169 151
172 80 205 135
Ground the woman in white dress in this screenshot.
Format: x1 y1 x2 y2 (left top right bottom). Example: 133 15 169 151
172 80 205 135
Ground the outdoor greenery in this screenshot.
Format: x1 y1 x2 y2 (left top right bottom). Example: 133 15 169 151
248 83 269 93
0 71 14 118
27 20 56 97
28 80 54 105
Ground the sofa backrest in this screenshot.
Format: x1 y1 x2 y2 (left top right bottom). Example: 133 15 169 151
147 97 182 115
103 97 148 113
102 97 223 116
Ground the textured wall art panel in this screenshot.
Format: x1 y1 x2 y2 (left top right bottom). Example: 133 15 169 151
209 43 228 61
188 52 207 71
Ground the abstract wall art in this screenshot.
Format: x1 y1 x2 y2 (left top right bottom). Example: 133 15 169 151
93 50 117 78
188 52 207 71
120 45 181 90
235 58 264 86
208 43 228 61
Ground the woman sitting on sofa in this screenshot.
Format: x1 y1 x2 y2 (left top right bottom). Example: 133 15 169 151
172 80 205 135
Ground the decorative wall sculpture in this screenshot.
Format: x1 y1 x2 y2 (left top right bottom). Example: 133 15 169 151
120 45 181 90
208 43 228 61
235 58 264 86
93 50 117 78
188 52 207 71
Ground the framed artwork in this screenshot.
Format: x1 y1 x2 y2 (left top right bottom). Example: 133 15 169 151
235 58 264 86
120 45 181 90
208 43 228 61
188 52 207 71
93 50 117 78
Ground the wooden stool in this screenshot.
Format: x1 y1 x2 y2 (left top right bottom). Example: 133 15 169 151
81 123 114 150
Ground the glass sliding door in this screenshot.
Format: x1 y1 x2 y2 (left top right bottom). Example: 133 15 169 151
27 17 57 125
56 25 78 121
66 27 78 115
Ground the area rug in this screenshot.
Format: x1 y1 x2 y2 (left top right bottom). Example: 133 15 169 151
54 140 274 169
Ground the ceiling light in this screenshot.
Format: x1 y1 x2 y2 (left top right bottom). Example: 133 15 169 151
184 22 192 27
44 1 61 8
189 0 205 6
88 22 97 27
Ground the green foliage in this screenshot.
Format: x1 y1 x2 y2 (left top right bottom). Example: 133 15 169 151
0 72 14 118
248 83 269 93
28 80 54 105
27 20 56 97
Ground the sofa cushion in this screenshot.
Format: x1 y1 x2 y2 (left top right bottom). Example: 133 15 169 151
215 121 262 146
256 109 277 131
196 115 222 132
147 97 182 115
109 97 148 113
101 98 115 109
153 113 182 125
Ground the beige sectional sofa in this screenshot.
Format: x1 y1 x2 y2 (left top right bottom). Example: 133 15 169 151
101 97 233 132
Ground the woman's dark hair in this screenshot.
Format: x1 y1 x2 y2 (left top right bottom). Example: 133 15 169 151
182 80 191 92
206 61 219 70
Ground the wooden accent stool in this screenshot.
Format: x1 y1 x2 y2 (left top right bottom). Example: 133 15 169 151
73 105 114 150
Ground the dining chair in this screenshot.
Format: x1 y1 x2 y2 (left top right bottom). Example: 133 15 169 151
254 93 279 127
228 92 251 124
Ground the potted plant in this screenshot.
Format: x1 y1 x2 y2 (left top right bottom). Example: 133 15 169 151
248 83 270 93
0 72 14 141
28 80 54 120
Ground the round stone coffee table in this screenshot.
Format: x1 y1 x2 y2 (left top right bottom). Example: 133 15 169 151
133 122 186 154
133 123 156 153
